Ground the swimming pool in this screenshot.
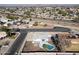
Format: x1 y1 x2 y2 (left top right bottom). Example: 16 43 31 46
42 43 55 51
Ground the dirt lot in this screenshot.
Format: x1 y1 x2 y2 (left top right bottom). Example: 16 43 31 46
22 41 44 52
65 44 79 51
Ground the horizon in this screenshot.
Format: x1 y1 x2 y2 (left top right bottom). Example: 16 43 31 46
0 4 79 7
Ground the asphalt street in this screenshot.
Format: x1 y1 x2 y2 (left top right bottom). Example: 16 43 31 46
19 27 71 32
5 32 27 55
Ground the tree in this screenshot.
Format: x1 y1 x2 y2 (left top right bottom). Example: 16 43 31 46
29 18 32 21
30 7 35 12
73 16 79 23
58 10 67 16
1 26 12 36
6 15 19 20
4 40 10 46
24 11 31 18
49 11 52 17
41 8 46 13
33 22 38 26
43 24 47 27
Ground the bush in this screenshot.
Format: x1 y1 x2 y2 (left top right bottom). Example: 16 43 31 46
6 15 19 20
1 26 12 36
29 18 32 21
33 22 38 26
4 40 10 46
43 24 47 27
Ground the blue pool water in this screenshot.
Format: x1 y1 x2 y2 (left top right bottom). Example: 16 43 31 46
43 44 55 50
47 45 54 50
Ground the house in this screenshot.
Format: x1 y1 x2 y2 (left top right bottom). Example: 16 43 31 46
0 32 7 39
0 18 8 23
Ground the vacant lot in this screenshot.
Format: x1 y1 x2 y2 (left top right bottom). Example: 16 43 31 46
65 44 79 51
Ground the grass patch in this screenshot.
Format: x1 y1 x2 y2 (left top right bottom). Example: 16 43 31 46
8 35 16 39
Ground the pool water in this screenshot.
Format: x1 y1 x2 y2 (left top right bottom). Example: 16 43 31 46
43 44 55 50
47 45 54 50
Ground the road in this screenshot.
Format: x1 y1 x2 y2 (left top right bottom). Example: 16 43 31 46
5 32 27 55
18 27 71 33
